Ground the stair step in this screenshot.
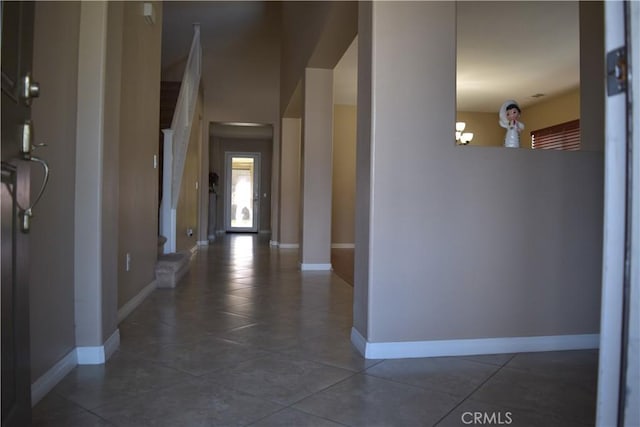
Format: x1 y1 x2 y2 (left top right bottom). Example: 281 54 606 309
155 251 191 288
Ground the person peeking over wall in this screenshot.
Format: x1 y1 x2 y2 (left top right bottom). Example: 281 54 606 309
499 100 524 148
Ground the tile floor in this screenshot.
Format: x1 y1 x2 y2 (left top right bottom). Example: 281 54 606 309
33 234 598 426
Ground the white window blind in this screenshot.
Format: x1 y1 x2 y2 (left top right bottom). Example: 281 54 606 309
531 119 580 151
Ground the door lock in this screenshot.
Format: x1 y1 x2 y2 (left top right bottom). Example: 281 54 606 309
21 73 40 104
606 47 627 96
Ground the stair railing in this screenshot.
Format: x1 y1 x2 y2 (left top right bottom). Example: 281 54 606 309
160 24 201 253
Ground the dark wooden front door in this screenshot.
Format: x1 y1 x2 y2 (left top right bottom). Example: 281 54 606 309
1 2 37 425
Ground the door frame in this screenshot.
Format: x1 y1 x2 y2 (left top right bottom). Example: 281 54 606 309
223 151 261 233
596 1 639 425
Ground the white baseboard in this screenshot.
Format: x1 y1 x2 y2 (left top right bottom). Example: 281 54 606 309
300 263 332 271
279 243 299 249
332 243 355 249
31 330 121 405
76 329 120 365
269 240 279 247
351 328 599 359
197 240 209 246
31 349 77 406
118 279 157 324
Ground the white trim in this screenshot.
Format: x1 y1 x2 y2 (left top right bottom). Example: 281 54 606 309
118 280 157 324
279 243 299 249
625 4 640 425
31 349 77 406
76 345 105 365
269 240 279 247
259 229 271 234
332 243 355 249
351 328 599 359
160 130 176 254
76 329 120 365
197 240 209 246
597 3 629 426
216 229 225 234
300 263 332 271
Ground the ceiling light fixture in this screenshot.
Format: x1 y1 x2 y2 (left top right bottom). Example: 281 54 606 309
455 122 474 145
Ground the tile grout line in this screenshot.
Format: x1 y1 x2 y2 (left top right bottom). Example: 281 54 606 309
431 353 518 426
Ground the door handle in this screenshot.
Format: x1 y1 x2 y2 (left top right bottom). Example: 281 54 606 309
19 120 47 160
20 156 50 233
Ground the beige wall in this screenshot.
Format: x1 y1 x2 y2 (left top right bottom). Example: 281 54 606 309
279 118 301 245
103 0 124 343
281 2 357 116
117 1 163 308
201 7 280 126
29 0 164 394
354 0 373 335
74 1 113 349
300 68 333 267
279 2 357 261
30 0 81 381
176 91 203 252
281 2 336 115
356 2 603 345
332 105 356 245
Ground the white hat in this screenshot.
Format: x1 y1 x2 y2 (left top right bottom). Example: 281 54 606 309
499 99 519 124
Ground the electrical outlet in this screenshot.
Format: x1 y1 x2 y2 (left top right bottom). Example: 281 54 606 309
125 253 131 271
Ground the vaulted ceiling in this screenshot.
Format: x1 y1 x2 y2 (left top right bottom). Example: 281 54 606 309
162 1 580 113
456 1 580 112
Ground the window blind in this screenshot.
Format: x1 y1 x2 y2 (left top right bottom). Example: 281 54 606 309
531 119 580 151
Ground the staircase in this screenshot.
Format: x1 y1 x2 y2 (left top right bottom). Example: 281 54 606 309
156 82 186 288
156 25 201 286
158 81 181 207
156 251 191 288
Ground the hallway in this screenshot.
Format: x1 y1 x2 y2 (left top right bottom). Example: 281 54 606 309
33 235 597 426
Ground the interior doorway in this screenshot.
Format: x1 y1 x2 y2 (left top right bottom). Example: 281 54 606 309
224 152 260 233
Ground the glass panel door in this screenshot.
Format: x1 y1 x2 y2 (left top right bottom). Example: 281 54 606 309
224 152 260 232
